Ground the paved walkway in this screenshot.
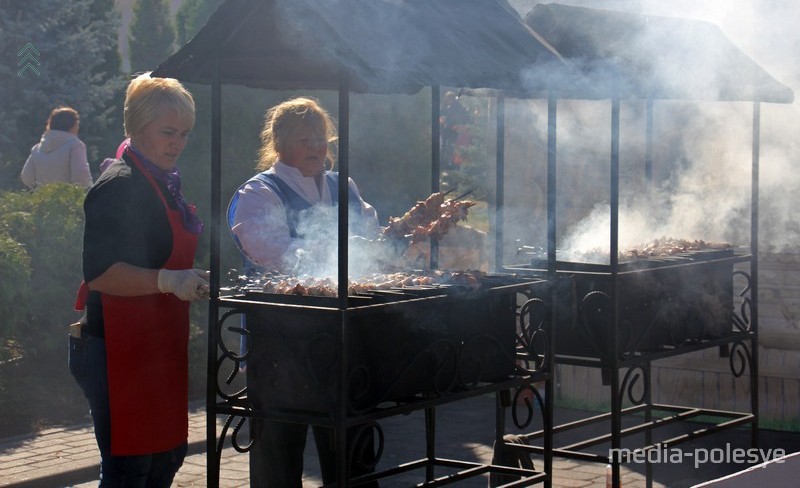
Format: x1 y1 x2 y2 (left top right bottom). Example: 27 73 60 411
3 393 797 487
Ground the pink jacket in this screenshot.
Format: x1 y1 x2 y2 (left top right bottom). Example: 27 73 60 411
21 130 93 189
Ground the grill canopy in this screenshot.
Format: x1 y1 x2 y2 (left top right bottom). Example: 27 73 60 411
152 0 794 102
152 0 565 95
524 3 794 102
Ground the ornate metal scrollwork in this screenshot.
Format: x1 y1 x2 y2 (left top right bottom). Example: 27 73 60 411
213 308 254 468
580 290 611 356
346 339 460 415
458 332 515 386
517 297 550 372
732 270 752 333
347 364 373 407
215 309 248 401
507 291 551 431
217 414 252 454
429 342 460 395
349 422 385 472
728 340 752 378
618 362 648 406
510 382 546 430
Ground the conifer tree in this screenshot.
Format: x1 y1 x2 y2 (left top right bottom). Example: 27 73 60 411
129 0 176 74
175 0 223 46
0 0 122 190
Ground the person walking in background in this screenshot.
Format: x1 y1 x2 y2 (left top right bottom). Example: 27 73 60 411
228 97 380 487
70 72 208 487
21 106 93 189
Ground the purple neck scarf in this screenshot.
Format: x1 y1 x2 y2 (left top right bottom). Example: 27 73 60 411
126 143 203 235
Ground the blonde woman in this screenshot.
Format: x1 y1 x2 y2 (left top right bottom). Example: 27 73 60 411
228 97 380 487
229 96 379 273
72 73 208 487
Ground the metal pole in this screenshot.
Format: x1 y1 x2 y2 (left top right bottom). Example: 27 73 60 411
609 97 622 488
750 101 761 448
644 102 655 480
425 408 436 481
431 86 441 270
207 55 222 488
337 75 351 485
432 85 442 192
547 95 557 277
337 75 350 307
495 94 505 271
645 98 654 183
610 98 620 272
545 93 557 488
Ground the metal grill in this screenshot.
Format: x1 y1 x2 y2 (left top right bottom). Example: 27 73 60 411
507 248 743 358
221 274 546 414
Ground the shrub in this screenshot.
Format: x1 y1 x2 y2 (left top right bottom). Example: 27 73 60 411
0 183 209 434
0 184 86 359
0 231 30 362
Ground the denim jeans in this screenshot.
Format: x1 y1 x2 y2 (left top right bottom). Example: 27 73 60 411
69 334 187 487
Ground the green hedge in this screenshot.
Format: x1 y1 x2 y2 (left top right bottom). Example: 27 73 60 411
0 232 30 362
0 184 85 359
0 184 211 434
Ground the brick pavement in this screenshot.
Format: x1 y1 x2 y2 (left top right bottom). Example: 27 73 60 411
16 393 777 487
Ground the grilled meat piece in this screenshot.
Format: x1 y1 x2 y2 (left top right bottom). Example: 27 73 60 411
382 192 447 239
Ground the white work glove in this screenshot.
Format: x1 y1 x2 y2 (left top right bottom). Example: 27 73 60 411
157 268 210 301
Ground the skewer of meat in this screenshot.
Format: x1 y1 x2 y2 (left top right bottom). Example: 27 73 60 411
407 200 476 243
382 191 449 239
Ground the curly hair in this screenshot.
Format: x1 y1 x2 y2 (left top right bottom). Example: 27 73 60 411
256 97 337 171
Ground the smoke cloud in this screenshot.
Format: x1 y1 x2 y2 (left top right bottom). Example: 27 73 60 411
507 0 799 256
284 206 401 278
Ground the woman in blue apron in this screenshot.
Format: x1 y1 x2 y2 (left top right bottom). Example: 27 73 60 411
229 97 380 487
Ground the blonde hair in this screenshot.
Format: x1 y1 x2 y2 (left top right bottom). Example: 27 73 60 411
256 97 337 171
123 72 195 138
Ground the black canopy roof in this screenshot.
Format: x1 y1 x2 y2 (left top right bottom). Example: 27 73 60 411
152 0 566 95
524 3 793 103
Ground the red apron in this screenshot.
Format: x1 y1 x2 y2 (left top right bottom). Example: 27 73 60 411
102 153 199 455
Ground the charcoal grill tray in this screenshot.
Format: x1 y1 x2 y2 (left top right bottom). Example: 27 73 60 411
237 290 373 307
242 277 545 414
225 287 449 308
522 248 735 273
506 248 738 358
